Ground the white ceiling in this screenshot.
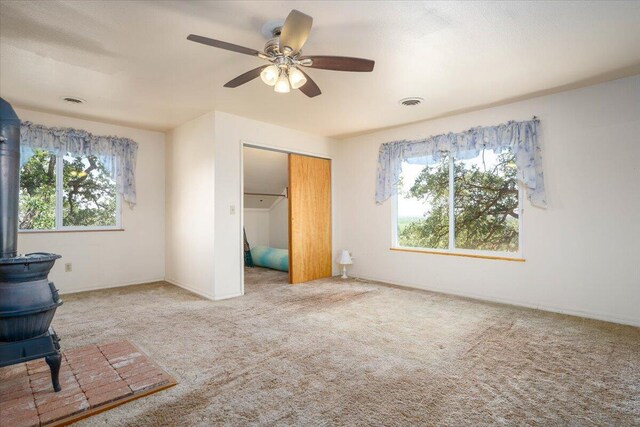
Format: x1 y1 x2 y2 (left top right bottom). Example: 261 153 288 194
243 147 287 209
1 1 639 138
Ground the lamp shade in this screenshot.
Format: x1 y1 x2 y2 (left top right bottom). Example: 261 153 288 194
337 250 353 265
288 67 307 89
260 65 279 86
274 71 291 93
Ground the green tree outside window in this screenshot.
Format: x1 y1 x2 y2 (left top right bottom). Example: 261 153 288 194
398 149 519 253
19 149 118 230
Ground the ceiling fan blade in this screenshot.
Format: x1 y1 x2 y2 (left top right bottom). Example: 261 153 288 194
298 56 375 72
297 69 321 98
224 65 269 88
187 34 260 57
279 10 313 55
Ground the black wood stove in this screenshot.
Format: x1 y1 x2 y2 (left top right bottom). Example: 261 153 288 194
0 97 63 392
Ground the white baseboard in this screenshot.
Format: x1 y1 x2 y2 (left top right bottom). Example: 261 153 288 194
59 276 233 302
58 278 165 295
57 273 638 327
350 274 640 327
214 292 243 301
164 278 215 300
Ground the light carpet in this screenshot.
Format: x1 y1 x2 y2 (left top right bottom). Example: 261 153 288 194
51 268 639 426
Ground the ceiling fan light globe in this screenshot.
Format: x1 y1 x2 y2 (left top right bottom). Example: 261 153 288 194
288 67 307 89
260 65 279 86
274 73 291 93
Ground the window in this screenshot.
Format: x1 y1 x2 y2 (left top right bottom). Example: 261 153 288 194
395 148 521 256
19 149 121 231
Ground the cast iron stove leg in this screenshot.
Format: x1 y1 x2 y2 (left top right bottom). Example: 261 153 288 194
45 353 62 392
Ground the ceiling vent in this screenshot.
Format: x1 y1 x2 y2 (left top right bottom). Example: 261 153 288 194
62 96 85 105
399 97 423 107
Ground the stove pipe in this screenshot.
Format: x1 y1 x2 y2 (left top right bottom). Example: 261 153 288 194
0 97 20 258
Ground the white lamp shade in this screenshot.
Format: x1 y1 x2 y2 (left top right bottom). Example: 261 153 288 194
260 65 279 86
337 250 353 265
274 72 291 93
288 67 307 89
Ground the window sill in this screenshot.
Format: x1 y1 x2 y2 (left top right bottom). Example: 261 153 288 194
19 229 125 234
390 247 525 262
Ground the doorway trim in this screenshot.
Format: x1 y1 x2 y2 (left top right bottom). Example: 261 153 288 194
239 140 333 296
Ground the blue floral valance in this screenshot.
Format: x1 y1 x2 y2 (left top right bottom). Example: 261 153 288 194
20 121 139 207
376 118 546 208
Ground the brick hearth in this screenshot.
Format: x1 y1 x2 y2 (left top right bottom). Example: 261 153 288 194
0 341 175 427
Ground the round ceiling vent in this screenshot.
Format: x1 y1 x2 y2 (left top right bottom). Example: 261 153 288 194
61 96 86 105
399 97 424 107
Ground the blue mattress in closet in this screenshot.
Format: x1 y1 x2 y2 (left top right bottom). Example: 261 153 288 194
250 246 289 272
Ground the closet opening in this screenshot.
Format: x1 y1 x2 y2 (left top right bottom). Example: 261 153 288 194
242 146 290 288
241 144 332 291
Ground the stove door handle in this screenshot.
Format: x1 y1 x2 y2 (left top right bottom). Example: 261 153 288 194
49 282 61 303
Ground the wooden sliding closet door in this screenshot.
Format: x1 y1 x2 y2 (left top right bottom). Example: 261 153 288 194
288 154 332 284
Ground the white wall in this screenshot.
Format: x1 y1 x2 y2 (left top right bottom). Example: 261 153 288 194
15 108 165 293
335 75 640 326
165 112 216 299
269 197 289 250
243 200 287 250
243 209 270 248
164 111 334 300
214 111 337 299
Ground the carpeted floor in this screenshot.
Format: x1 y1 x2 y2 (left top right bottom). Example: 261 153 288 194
51 267 639 426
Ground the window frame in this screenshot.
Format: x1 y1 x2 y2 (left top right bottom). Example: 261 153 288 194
391 154 524 259
19 152 123 233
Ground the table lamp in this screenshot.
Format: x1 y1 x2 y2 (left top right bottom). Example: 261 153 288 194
337 250 353 279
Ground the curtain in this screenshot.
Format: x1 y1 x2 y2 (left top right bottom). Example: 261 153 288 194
20 121 139 207
376 118 546 208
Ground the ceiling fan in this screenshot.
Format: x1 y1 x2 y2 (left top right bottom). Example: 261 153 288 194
187 9 375 97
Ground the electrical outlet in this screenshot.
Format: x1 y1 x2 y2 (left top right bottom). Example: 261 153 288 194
65 263 72 272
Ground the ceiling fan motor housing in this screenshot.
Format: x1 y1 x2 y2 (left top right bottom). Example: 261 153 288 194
264 37 280 56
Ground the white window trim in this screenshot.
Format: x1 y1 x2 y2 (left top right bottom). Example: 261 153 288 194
19 153 122 232
391 155 524 259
